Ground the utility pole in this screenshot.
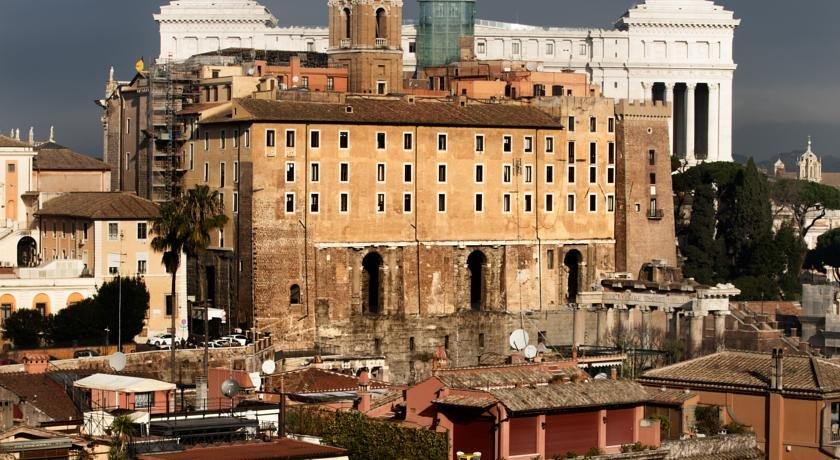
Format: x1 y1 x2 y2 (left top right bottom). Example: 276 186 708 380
118 230 124 352
203 300 210 384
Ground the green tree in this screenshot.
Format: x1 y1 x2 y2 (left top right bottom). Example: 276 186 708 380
770 179 840 236
806 228 840 280
152 185 227 382
108 414 137 460
3 309 48 349
681 183 718 284
718 159 772 271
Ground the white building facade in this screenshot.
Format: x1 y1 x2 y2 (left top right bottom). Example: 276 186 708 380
155 0 739 162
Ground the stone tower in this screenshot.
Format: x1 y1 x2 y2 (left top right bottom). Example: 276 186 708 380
798 136 822 183
327 0 404 94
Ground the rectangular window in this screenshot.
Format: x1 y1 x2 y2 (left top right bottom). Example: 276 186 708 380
503 135 512 153
608 117 615 133
650 173 657 185
503 164 512 183
568 116 575 132
219 162 226 187
524 194 533 213
285 193 295 213
567 194 576 213
546 42 555 56
648 149 656 165
135 392 154 409
165 295 173 316
203 162 209 182
310 193 320 213
403 164 413 183
607 194 615 213
475 164 484 183
437 133 448 152
477 41 486 54
437 164 447 183
310 130 320 148
524 136 534 153
137 259 147 275
285 162 295 183
340 192 349 213
547 250 555 269
545 194 554 212
546 165 555 184
339 131 350 149
524 165 533 184
204 131 210 150
545 136 554 154
244 129 251 148
285 129 296 148
567 142 576 183
403 193 412 213
233 129 239 148
403 132 413 150
136 222 147 240
233 192 239 213
437 193 446 212
301 76 309 88
233 161 239 183
512 41 521 55
589 117 597 132
108 252 120 274
327 76 335 91
377 193 386 213
377 163 386 183
475 193 484 213
339 163 349 183
109 223 118 240
503 193 512 213
474 134 485 153
265 129 275 147
310 163 320 182
126 118 131 134
376 132 386 150
220 130 226 149
188 143 194 170
589 193 597 212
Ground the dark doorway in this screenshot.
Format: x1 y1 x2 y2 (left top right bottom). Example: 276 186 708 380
467 251 487 311
16 237 37 267
564 250 582 304
362 253 383 314
652 82 666 103
205 265 216 307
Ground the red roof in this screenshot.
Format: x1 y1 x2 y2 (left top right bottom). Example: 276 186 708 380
138 438 346 460
265 367 389 394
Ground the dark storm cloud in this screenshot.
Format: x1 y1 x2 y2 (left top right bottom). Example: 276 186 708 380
1 0 839 159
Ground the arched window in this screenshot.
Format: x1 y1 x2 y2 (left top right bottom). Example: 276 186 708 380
362 253 383 314
66 292 84 307
33 293 50 317
375 8 387 39
289 284 301 305
564 250 583 304
0 294 15 325
16 237 37 268
467 251 487 311
343 8 352 40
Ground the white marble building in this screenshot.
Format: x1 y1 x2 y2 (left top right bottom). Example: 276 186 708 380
155 0 739 162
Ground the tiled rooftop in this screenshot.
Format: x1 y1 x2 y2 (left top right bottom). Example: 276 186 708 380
434 363 581 390
266 367 389 394
489 380 650 413
34 144 110 171
0 135 31 148
0 373 80 421
37 192 158 220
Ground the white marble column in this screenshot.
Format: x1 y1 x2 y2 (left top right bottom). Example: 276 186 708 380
665 83 675 157
718 79 734 162
640 81 649 101
707 82 720 162
686 83 697 165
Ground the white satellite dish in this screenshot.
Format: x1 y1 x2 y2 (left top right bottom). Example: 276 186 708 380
523 345 538 360
525 62 536 71
221 378 241 398
594 373 609 380
108 352 126 372
261 359 276 375
509 329 529 351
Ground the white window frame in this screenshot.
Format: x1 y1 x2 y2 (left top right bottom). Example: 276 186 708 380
310 162 320 183
403 163 413 184
474 193 484 213
475 164 485 184
310 192 320 214
339 192 350 214
524 136 534 154
403 132 413 151
437 193 447 213
545 165 555 184
108 222 119 241
265 129 276 148
285 162 296 183
588 193 598 213
545 193 554 212
524 193 533 213
339 162 350 183
437 133 448 153
377 163 387 183
285 193 296 214
339 130 350 150
606 194 615 213
502 193 512 214
503 164 513 184
310 129 321 149
244 129 251 148
233 161 239 183
545 136 555 154
285 129 296 148
437 163 447 184
376 132 387 150
376 193 386 214
403 192 413 214
475 134 485 153
524 165 533 184
503 135 513 154
136 222 148 240
567 193 576 213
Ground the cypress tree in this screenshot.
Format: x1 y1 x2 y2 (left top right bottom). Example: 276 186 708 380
682 182 718 284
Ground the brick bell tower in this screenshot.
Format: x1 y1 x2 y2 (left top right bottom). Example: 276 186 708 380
327 0 404 94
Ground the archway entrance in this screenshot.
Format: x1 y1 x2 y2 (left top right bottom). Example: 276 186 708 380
467 251 487 311
362 253 383 314
564 250 582 304
17 237 37 267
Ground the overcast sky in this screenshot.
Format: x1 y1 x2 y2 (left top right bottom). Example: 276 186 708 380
1 0 839 160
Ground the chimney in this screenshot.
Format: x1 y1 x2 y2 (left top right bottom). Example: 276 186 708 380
22 353 49 374
357 369 371 413
771 348 784 391
610 367 618 381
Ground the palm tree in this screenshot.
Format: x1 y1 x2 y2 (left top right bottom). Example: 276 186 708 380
108 414 137 460
151 185 228 383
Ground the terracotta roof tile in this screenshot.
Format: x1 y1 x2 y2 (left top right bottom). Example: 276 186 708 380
646 387 698 405
266 367 389 394
640 351 840 397
433 393 497 409
488 380 650 413
435 363 582 390
138 438 346 460
0 135 31 148
34 145 110 171
0 373 80 421
204 97 563 129
37 192 158 220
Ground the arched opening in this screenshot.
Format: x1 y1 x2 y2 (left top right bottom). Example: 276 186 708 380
564 250 582 304
66 292 84 307
289 284 301 305
362 252 383 314
343 8 352 40
375 8 388 39
33 293 50 317
467 251 487 311
0 294 15 326
16 237 37 268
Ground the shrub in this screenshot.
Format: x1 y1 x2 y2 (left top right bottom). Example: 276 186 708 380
694 405 722 435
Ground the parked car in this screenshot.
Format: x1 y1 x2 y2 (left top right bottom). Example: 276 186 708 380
74 349 100 359
212 339 238 348
222 334 248 346
148 334 173 348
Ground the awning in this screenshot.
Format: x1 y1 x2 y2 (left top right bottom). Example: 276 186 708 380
74 373 176 393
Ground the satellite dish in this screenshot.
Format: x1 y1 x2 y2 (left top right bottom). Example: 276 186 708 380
108 352 126 372
523 345 538 360
594 373 609 380
221 378 241 398
509 329 529 351
525 62 536 71
261 359 276 375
